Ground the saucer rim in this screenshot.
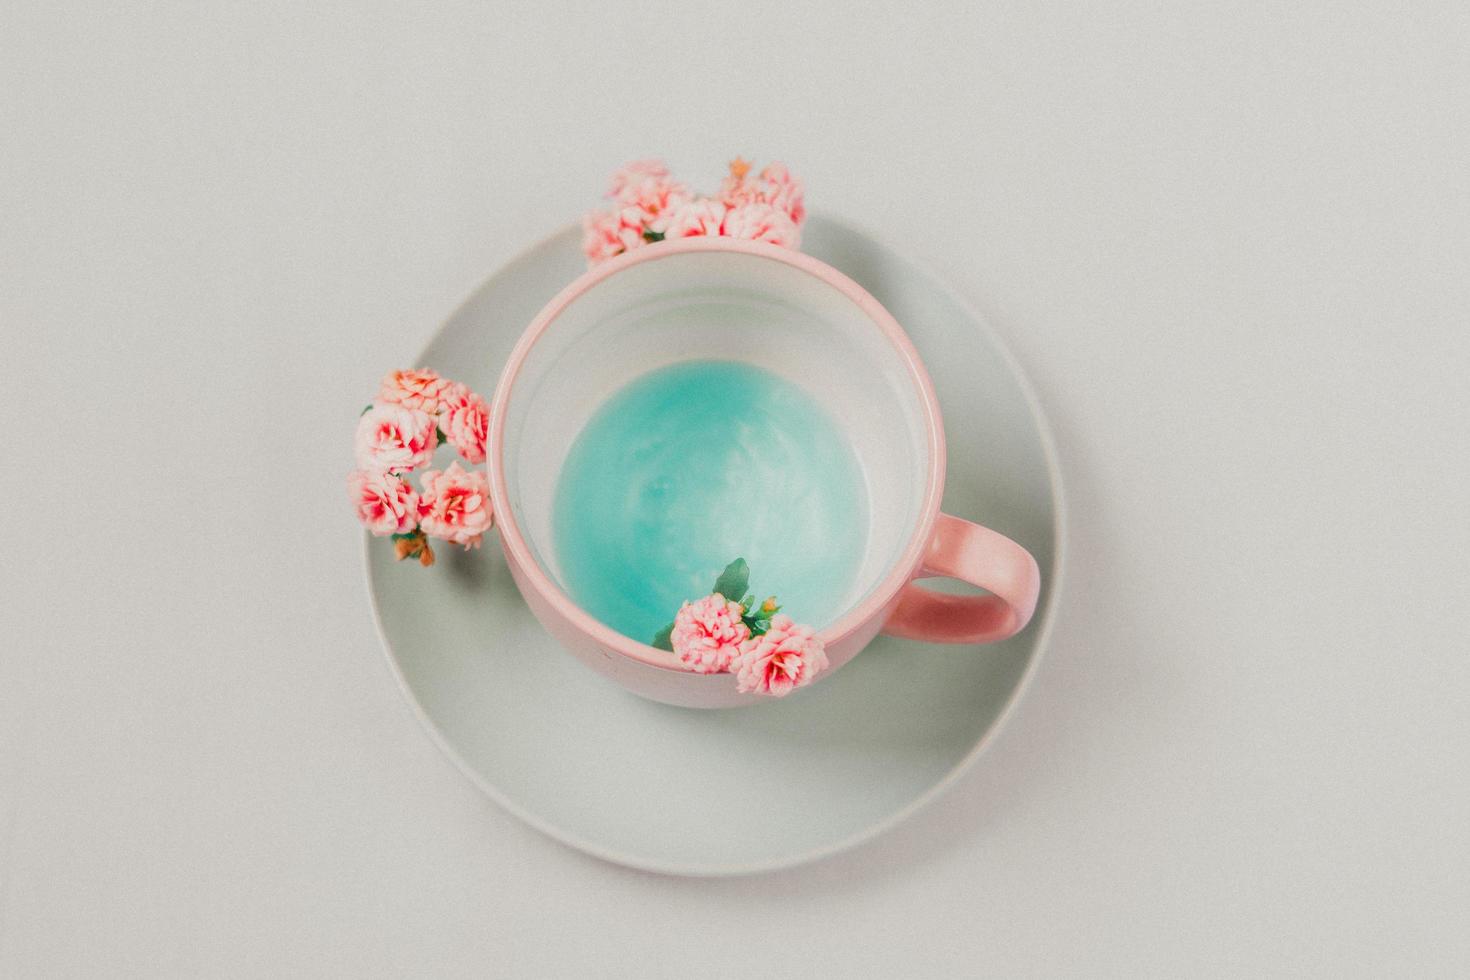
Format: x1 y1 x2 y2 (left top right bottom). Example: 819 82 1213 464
363 214 1069 877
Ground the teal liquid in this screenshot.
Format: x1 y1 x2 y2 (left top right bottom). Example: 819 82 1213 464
552 360 868 644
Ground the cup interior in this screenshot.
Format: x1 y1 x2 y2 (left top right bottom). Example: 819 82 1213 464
499 245 934 641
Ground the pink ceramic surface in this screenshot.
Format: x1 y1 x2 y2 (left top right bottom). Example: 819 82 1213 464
487 237 1040 708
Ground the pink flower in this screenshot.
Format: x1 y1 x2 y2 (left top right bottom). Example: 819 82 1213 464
582 207 645 265
600 159 692 237
755 162 805 225
717 157 757 207
718 159 805 228
432 380 468 414
355 404 438 474
437 384 489 465
378 368 455 415
733 615 828 696
606 159 671 200
418 461 493 548
348 469 419 536
670 593 751 673
621 179 692 233
586 158 804 261
722 200 800 249
662 198 729 239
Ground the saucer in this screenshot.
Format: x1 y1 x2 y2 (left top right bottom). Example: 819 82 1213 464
365 215 1064 876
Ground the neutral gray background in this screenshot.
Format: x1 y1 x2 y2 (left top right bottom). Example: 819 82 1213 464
3 1 1467 976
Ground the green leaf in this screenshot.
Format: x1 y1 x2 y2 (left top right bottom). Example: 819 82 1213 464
362 404 374 416
642 229 666 243
390 531 421 542
740 593 755 612
712 558 750 603
436 428 448 446
651 622 675 651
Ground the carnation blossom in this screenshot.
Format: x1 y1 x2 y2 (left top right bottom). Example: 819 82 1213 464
433 380 469 412
623 179 691 233
355 404 438 474
583 158 805 264
662 198 729 239
347 469 419 536
717 157 756 206
732 615 828 696
755 162 805 225
418 461 494 548
722 200 800 249
602 158 688 233
378 368 455 415
438 385 489 465
670 593 752 673
606 159 671 201
717 159 805 227
582 207 645 265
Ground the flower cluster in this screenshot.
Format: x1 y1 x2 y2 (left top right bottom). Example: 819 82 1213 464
653 559 828 696
348 368 493 566
582 158 805 266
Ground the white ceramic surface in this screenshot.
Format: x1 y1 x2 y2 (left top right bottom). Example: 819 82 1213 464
367 215 1064 874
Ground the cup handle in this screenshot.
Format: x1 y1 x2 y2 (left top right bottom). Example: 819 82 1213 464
881 513 1042 644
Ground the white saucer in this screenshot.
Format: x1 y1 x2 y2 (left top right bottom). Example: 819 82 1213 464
366 215 1065 876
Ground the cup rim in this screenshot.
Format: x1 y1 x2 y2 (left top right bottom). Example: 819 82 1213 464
486 236 947 673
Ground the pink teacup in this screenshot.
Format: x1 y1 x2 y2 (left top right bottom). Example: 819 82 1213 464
487 237 1040 708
